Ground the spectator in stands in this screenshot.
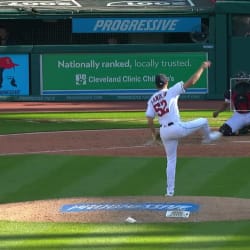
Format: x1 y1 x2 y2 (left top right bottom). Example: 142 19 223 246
107 36 119 44
232 16 250 37
0 26 10 45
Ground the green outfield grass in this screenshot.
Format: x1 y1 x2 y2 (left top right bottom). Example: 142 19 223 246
0 110 249 250
0 110 231 134
1 221 250 249
0 155 249 203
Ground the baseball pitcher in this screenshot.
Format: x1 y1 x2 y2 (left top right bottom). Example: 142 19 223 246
146 61 221 197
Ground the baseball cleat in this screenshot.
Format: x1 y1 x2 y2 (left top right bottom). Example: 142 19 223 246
165 191 174 197
202 131 222 144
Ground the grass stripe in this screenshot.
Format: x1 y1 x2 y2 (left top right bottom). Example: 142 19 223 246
101 157 166 196
0 156 249 203
0 221 250 249
187 158 250 198
176 157 250 198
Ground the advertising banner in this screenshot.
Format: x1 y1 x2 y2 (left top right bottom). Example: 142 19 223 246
72 17 201 33
0 54 29 96
41 52 208 95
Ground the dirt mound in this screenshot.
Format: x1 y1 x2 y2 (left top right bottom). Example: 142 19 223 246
0 196 249 223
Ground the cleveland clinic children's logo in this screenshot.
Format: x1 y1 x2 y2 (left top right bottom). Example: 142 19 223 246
0 56 18 88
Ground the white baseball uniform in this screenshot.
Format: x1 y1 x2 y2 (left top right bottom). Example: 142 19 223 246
146 81 213 195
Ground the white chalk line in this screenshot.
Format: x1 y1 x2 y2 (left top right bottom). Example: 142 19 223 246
232 141 250 143
0 144 154 156
0 128 144 137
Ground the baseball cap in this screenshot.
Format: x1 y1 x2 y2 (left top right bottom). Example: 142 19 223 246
155 74 168 88
0 57 18 69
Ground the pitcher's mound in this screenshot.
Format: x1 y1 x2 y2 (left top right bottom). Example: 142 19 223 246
0 196 249 223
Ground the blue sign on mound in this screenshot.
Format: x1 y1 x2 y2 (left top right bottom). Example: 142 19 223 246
61 202 200 213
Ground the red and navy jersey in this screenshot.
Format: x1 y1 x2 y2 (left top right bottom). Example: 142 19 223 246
229 81 250 113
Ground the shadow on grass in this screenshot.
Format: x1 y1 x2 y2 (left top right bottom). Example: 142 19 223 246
1 226 250 249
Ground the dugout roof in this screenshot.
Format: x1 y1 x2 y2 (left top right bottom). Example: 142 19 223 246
0 0 215 17
215 0 250 14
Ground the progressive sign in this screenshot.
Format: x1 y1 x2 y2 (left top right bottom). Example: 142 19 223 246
72 17 201 33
